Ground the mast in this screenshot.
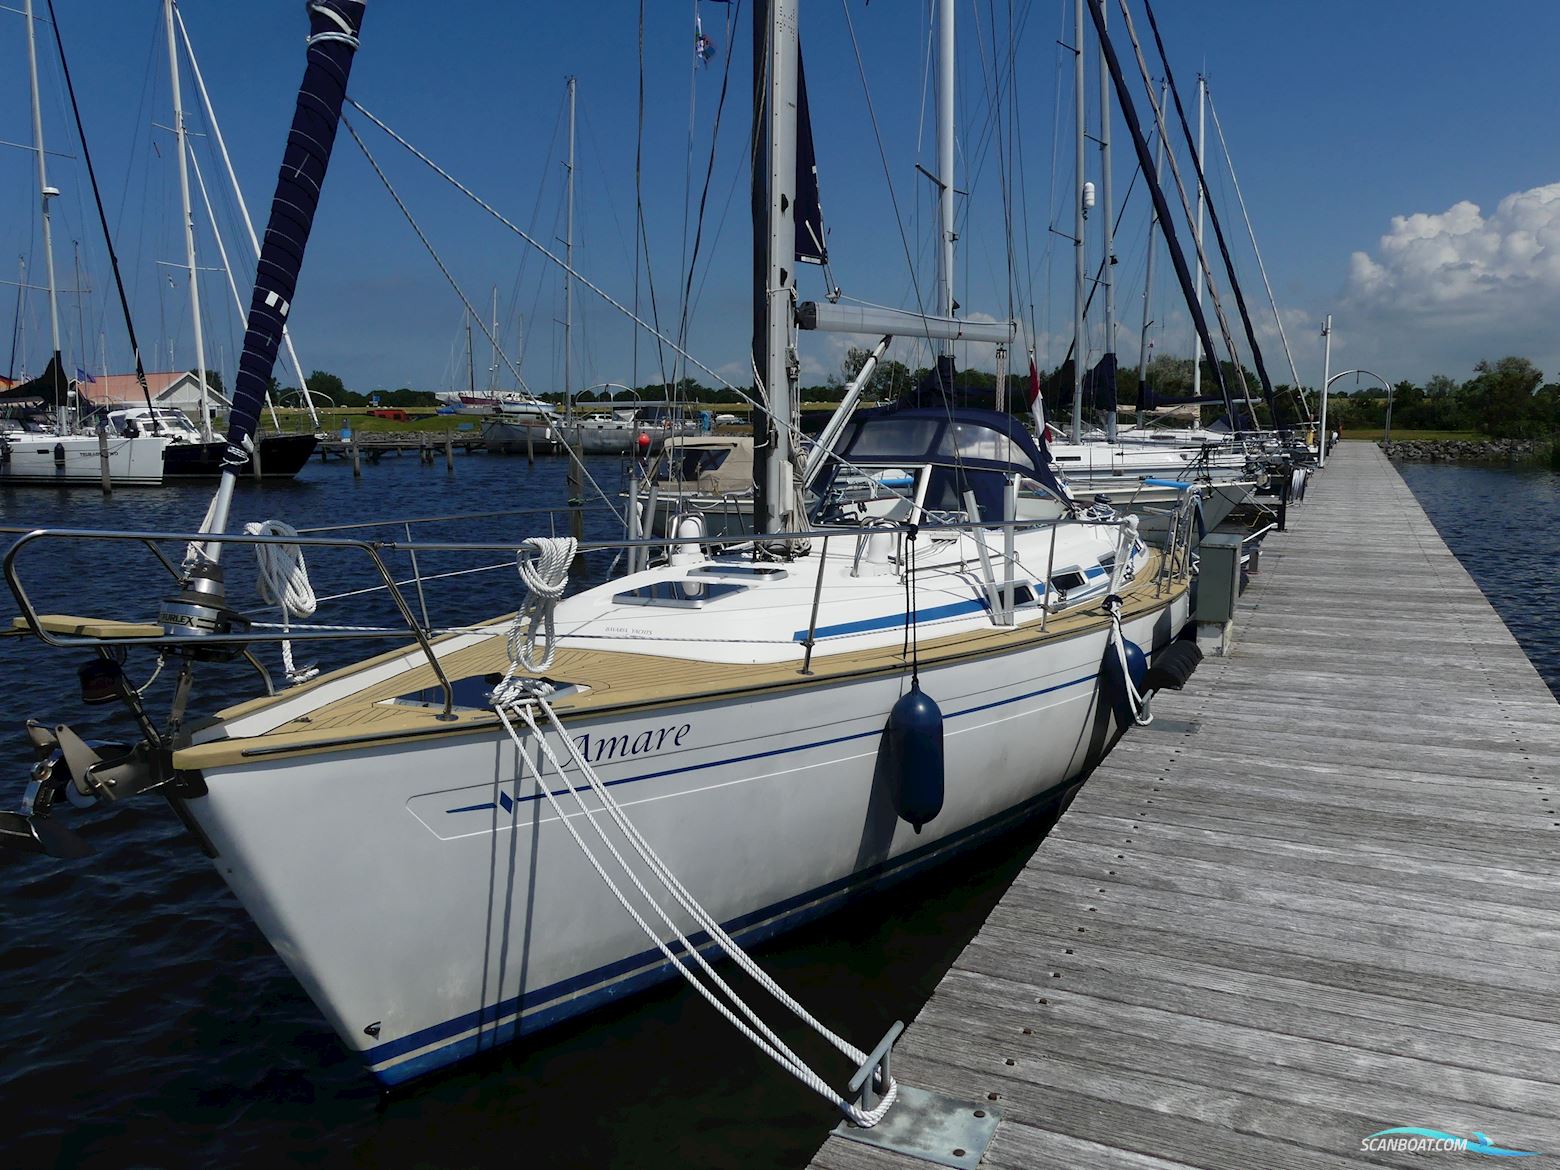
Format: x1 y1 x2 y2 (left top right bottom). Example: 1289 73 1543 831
1318 314 1332 468
1070 0 1085 443
1189 74 1205 405
564 76 575 407
198 0 365 562
465 311 475 398
72 240 85 417
165 0 212 440
24 0 65 432
489 285 498 393
936 0 955 346
1097 2 1117 440
176 6 318 429
1136 80 1167 416
752 0 799 535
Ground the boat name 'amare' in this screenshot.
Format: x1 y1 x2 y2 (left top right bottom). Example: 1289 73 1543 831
571 722 692 765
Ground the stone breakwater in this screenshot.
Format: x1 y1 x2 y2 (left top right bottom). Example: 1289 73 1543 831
1384 438 1551 463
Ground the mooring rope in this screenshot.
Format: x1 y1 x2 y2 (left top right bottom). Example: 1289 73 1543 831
1104 514 1153 726
489 536 577 704
493 695 897 1126
245 519 319 684
483 540 896 1125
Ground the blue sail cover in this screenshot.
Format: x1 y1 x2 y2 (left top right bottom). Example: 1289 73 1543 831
1085 0 1237 427
221 1 366 467
794 49 827 266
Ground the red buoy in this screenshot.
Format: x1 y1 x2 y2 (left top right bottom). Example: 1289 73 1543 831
637 432 651 450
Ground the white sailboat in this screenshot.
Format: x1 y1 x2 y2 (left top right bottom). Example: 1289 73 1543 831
0 0 170 487
1 0 1203 1104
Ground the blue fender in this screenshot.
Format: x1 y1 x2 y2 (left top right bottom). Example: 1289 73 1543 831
883 684 945 832
1101 635 1148 725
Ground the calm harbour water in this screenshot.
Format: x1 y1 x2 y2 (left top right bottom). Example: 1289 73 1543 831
0 449 1553 1169
0 449 1061 1170
1395 458 1560 698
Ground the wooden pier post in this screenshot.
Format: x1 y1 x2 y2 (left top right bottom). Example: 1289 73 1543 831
252 437 264 482
567 450 584 543
444 434 454 471
96 426 112 495
526 428 535 465
351 440 361 478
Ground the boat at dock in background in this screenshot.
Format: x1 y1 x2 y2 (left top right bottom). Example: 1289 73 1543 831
476 396 562 453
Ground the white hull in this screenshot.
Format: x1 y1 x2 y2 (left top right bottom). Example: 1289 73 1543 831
563 420 693 456
481 418 559 453
185 596 1183 1086
0 432 169 486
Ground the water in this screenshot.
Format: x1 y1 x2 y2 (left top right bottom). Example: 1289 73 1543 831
1395 460 1560 698
4 453 1554 1169
0 451 1063 1170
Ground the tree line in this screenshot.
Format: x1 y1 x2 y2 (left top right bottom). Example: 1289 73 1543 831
1319 357 1559 438
258 353 1560 438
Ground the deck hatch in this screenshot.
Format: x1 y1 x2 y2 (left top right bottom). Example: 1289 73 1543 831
613 581 750 609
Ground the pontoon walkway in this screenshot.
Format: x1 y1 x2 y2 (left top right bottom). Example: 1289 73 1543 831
805 441 1560 1169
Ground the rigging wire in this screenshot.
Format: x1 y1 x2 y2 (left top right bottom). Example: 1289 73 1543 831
339 113 627 524
673 0 742 409
1205 84 1310 422
343 100 930 513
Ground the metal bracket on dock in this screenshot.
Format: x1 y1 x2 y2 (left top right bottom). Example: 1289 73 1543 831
834 1083 1002 1170
834 1022 1002 1170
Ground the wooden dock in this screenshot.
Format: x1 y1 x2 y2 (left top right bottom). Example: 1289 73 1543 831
316 432 485 467
807 442 1560 1169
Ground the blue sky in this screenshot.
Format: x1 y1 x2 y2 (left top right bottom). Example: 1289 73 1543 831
5 1 1559 400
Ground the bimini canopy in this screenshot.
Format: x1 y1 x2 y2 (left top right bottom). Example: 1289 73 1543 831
819 405 1070 517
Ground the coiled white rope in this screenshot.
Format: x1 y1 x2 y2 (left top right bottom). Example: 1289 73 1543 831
489 537 577 705
245 519 319 684
492 694 897 1127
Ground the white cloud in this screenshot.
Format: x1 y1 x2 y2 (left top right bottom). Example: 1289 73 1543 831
1342 183 1560 379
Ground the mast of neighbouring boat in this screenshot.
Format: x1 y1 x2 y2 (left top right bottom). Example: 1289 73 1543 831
165 0 212 441
196 0 365 563
936 0 955 350
752 0 798 536
465 311 475 399
1189 73 1205 410
174 6 320 430
1069 0 1085 443
1097 1 1116 441
1136 80 1167 419
72 240 86 405
489 285 498 393
23 0 65 433
564 75 575 414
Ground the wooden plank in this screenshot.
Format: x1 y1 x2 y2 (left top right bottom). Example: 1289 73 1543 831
804 444 1560 1169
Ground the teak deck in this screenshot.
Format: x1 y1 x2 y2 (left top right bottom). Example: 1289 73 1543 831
805 443 1560 1169
173 550 1184 770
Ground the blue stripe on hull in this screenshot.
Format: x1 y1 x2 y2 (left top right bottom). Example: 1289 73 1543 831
367 780 1073 1085
446 671 1100 817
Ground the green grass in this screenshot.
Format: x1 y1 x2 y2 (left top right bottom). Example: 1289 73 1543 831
1344 428 1484 442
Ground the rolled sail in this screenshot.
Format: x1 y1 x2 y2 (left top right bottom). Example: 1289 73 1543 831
223 1 366 465
793 49 827 266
